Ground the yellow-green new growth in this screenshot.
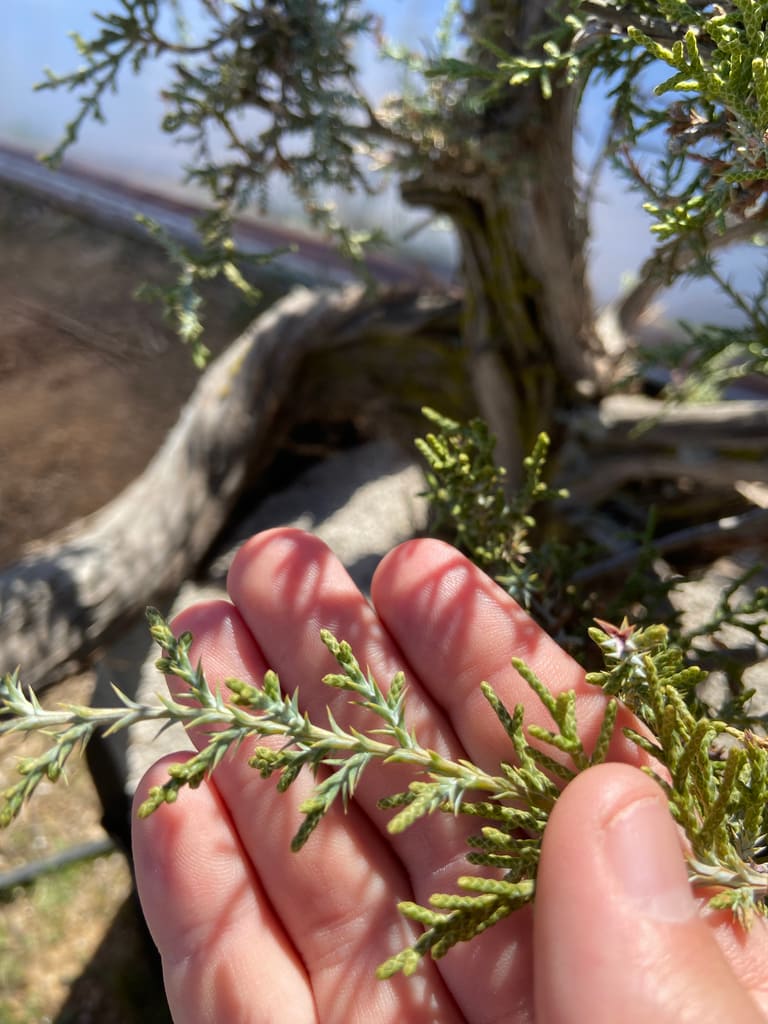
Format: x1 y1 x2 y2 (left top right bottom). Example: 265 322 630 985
416 408 569 615
588 618 768 925
629 1 768 188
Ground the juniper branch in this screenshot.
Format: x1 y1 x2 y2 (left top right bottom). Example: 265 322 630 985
5 602 768 975
587 618 768 923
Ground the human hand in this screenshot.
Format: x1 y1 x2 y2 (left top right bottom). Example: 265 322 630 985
132 528 768 1022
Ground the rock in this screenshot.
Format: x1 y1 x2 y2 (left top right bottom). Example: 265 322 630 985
87 439 428 840
668 548 768 716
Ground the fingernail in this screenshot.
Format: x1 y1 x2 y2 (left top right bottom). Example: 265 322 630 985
604 794 696 922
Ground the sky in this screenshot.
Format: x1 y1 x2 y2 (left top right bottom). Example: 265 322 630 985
1 1 444 178
0 1 757 317
1 0 463 263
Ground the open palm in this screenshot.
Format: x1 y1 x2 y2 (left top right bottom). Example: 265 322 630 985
132 529 768 1023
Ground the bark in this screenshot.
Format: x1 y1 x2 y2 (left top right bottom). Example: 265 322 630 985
400 0 602 478
4 0 767 695
0 284 462 690
573 393 768 449
563 394 768 502
572 507 768 586
1 278 763 695
565 454 768 505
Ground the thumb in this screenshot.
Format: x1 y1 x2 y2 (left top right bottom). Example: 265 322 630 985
533 762 763 1024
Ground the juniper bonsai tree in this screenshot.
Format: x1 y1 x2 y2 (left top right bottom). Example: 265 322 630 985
2 0 768 899
4 2 768 1011
1 1 766 692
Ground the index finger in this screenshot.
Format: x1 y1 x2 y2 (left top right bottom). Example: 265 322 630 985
371 538 646 773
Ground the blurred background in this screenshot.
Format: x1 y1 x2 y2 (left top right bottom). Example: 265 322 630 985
0 4 763 1022
3 0 760 316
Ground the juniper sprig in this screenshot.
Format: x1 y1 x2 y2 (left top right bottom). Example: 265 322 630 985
415 407 573 619
3 606 768 975
588 617 768 925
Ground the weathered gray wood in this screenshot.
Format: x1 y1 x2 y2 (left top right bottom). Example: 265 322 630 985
84 440 427 846
0 284 459 690
566 454 768 504
86 439 428 803
573 508 768 585
582 393 768 449
563 394 768 504
397 0 604 478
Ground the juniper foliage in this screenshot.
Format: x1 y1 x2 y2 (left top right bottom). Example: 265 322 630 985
415 407 580 626
3 601 768 975
35 0 381 361
417 407 768 668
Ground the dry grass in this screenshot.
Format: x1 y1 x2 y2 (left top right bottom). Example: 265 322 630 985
0 676 171 1023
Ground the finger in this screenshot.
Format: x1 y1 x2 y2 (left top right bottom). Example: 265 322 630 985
366 537 649 1017
371 538 645 772
132 754 316 1024
162 598 463 1024
534 762 765 1024
225 529 542 1021
224 529 477 869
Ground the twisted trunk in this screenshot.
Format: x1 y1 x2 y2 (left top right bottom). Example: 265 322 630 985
0 285 462 689
401 0 602 478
